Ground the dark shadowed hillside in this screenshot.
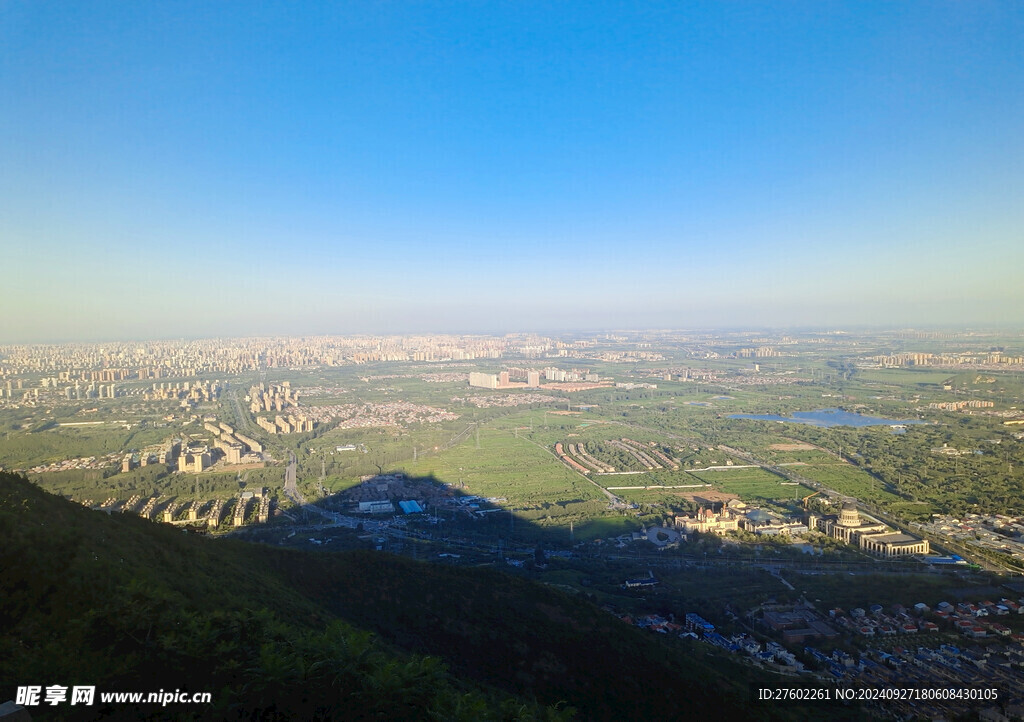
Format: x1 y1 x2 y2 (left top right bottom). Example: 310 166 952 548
0 472 851 720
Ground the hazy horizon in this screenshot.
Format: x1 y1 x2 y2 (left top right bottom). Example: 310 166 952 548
3 2 1022 343
5 322 1024 348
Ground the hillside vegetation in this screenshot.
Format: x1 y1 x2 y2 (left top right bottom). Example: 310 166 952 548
0 472 838 720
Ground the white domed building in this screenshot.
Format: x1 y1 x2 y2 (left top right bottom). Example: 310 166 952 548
809 499 929 557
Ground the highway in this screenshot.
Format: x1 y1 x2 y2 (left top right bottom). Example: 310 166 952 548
227 387 255 434
283 451 305 505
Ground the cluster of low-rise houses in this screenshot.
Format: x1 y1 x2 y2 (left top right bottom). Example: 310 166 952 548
616 594 1024 718
925 599 1024 639
451 393 559 408
641 366 810 386
561 348 666 363
420 372 474 383
615 607 806 670
823 602 977 639
821 602 1024 717
928 400 995 410
352 371 473 384
921 513 1024 563
13 452 121 475
301 400 459 429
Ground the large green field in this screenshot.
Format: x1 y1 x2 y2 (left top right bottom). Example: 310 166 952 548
688 466 807 502
794 463 904 505
405 428 605 511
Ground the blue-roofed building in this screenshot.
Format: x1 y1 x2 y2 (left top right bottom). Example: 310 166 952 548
398 500 423 514
684 613 715 635
704 632 733 650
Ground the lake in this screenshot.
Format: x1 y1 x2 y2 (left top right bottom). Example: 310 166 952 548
727 408 925 428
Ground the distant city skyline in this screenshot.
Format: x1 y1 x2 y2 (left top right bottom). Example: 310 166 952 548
2 2 1022 343
5 322 1024 349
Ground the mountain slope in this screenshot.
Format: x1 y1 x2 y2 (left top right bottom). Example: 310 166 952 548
0 473 845 720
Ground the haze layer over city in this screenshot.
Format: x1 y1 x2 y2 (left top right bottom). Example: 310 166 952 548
5 3 1024 720
2 2 1023 343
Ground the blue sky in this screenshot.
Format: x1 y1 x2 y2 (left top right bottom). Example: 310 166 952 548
2 1 1022 342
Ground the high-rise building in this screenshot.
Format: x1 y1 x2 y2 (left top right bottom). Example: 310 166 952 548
469 372 499 389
